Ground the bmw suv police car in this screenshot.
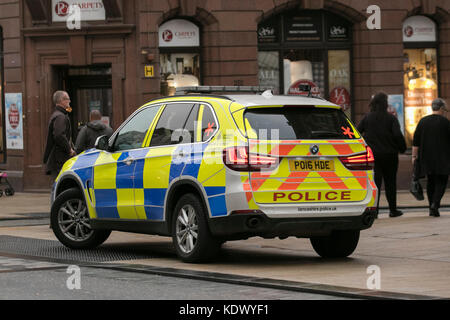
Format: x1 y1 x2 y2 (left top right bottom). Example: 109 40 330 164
50 86 378 263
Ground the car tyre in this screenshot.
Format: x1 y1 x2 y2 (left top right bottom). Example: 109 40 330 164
310 230 360 258
172 193 220 263
51 188 111 249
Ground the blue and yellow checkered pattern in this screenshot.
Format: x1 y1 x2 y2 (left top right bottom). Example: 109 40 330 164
64 140 228 222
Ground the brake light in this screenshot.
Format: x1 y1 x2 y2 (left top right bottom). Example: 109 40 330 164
223 146 278 172
339 147 374 170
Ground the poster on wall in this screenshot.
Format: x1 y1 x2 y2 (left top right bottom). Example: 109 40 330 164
328 50 351 117
258 51 280 94
5 93 23 150
388 95 405 135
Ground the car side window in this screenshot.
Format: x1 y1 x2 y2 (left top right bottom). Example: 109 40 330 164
183 104 199 143
200 105 218 142
150 103 195 147
112 106 160 151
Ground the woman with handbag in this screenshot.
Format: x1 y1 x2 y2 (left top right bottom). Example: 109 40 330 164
358 92 407 218
412 98 450 217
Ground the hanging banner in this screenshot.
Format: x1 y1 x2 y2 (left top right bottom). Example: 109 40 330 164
5 93 23 150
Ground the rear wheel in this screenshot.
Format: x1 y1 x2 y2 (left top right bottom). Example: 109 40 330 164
5 188 14 196
172 193 220 263
310 230 360 258
51 188 111 249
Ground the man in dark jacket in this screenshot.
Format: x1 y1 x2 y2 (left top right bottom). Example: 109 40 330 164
43 91 76 179
358 92 407 218
75 110 113 154
412 98 450 217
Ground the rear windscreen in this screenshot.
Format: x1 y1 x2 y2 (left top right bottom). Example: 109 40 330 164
244 107 358 140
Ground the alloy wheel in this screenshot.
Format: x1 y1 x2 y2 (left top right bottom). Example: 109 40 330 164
58 198 93 242
175 204 199 254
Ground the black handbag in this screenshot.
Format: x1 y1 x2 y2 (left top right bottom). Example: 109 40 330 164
410 159 424 201
410 179 424 201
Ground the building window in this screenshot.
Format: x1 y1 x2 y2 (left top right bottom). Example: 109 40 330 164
257 10 352 118
0 26 5 163
402 16 438 146
159 19 201 96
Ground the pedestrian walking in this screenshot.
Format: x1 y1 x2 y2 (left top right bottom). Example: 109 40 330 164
357 92 407 218
412 98 450 217
75 110 113 154
43 90 76 180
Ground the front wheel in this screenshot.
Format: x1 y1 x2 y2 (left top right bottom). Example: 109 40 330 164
172 193 220 263
51 188 111 249
310 230 360 258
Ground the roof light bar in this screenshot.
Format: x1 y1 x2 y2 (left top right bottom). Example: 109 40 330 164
175 86 274 95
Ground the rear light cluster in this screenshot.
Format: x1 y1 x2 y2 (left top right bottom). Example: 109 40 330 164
223 146 278 172
339 147 375 170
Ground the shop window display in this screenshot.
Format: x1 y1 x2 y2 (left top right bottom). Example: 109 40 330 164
160 53 200 96
403 48 438 146
258 11 353 118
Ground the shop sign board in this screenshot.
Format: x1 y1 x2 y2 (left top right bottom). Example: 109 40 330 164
5 93 23 150
403 16 436 42
258 18 279 43
52 0 105 22
284 12 322 42
159 19 200 47
326 14 351 41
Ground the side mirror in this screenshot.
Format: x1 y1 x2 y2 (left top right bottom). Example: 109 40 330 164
95 135 109 151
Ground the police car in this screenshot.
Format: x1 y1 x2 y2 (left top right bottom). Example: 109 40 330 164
50 86 378 262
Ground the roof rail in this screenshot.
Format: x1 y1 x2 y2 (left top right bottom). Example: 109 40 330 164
175 86 274 95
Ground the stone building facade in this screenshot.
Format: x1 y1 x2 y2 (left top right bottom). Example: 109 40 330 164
0 0 449 191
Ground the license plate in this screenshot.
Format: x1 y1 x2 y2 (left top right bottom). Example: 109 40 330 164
289 159 335 172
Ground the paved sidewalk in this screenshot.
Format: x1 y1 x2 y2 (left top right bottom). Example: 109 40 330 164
1 190 449 219
0 191 450 299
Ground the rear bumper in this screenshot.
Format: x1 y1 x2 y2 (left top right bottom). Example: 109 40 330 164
208 208 377 240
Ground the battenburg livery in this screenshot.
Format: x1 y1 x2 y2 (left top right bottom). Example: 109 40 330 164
50 87 378 262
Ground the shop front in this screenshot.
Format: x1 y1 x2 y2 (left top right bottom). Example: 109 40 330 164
402 15 439 146
17 0 136 190
159 19 202 96
258 10 353 119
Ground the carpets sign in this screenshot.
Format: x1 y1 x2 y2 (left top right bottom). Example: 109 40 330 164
159 19 200 47
52 0 105 22
403 16 436 42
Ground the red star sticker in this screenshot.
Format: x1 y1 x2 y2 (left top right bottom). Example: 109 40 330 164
341 126 355 138
205 122 215 137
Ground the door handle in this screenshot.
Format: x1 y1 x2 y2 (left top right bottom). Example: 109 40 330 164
123 157 135 166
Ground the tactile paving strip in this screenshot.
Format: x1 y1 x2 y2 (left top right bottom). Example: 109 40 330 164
0 236 156 262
